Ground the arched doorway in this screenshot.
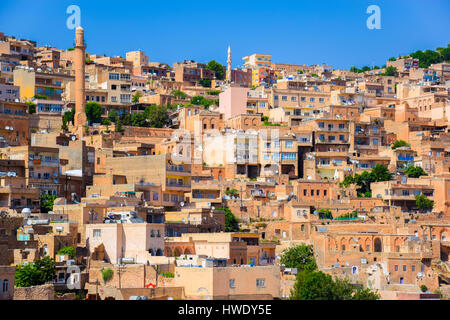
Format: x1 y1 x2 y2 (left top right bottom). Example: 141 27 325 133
374 238 382 252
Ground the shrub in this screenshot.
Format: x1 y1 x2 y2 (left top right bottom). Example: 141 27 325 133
101 268 114 283
57 246 76 258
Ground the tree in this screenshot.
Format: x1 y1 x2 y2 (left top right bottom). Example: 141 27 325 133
132 92 143 103
392 140 410 149
190 96 218 109
85 102 102 124
130 112 148 127
318 209 333 220
171 90 187 99
15 256 56 287
198 78 212 88
206 60 225 80
26 101 36 114
40 194 57 213
101 268 114 283
340 165 392 196
226 189 239 198
415 194 434 212
115 116 124 133
280 244 317 272
381 66 398 76
371 164 393 182
388 57 397 61
291 271 338 300
405 166 428 178
290 270 380 300
144 105 170 128
62 108 75 126
108 109 118 123
351 286 380 300
57 246 76 258
218 208 239 232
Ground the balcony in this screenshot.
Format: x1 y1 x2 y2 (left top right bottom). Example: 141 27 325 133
166 165 191 174
397 156 414 161
165 183 191 191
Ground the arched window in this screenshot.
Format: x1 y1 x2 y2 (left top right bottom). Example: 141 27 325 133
301 225 305 232
2 279 8 294
374 238 382 252
156 249 163 256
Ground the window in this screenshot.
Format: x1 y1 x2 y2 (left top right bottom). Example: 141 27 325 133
153 193 159 201
2 279 9 294
282 96 287 101
403 265 407 272
304 189 307 196
229 279 236 288
395 265 398 271
285 141 293 148
256 279 266 288
323 190 327 196
412 265 415 272
93 229 101 238
163 194 169 202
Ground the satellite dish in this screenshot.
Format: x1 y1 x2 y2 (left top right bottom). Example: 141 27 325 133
211 206 215 211
72 136 76 141
180 202 185 207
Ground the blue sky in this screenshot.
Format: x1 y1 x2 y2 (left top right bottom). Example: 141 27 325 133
0 0 448 69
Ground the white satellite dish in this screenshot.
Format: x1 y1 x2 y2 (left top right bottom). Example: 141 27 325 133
180 202 185 207
211 206 215 211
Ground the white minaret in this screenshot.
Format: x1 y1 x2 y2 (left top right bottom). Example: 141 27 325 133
226 45 232 84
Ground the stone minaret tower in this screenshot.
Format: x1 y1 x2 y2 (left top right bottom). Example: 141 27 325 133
74 26 87 132
226 45 232 84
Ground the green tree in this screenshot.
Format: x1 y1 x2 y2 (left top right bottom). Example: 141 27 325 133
291 270 380 300
40 194 57 213
198 78 212 88
115 116 124 133
85 101 102 124
130 112 148 127
388 57 396 61
101 268 114 283
351 286 380 300
371 164 393 182
206 60 225 80
57 246 76 258
171 90 187 99
62 108 75 126
26 101 36 114
108 109 118 123
144 105 170 128
280 245 317 272
381 66 398 76
340 165 391 196
15 256 56 287
415 194 434 212
219 208 239 232
291 271 338 300
132 92 143 103
317 209 333 220
405 166 428 178
225 189 239 198
392 140 410 149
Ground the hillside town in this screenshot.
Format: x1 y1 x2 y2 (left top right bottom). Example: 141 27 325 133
0 26 449 301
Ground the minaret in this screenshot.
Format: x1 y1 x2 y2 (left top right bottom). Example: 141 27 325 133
74 26 87 133
226 45 232 85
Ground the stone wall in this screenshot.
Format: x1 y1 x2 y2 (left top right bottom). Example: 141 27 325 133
14 284 55 300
